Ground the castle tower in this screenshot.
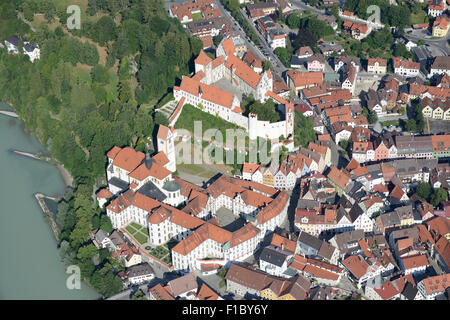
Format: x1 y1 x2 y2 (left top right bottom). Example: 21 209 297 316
248 113 258 141
157 125 177 172
285 103 294 139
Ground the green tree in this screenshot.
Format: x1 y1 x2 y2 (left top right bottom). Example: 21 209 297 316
415 182 432 201
213 34 224 47
132 289 147 300
431 188 448 207
405 119 417 132
368 110 378 124
287 13 301 29
100 214 113 233
91 16 117 45
274 47 291 67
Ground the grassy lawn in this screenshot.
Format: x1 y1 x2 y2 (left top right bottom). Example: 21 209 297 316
125 225 137 235
411 12 429 25
174 104 242 139
381 120 400 127
134 232 148 245
130 222 145 231
192 12 204 21
176 163 218 179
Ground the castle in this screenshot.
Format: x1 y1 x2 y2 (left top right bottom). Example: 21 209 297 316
172 38 295 147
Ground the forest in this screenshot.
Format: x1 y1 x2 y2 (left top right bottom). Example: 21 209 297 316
0 0 202 297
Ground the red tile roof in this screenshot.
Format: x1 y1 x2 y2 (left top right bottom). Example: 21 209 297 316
286 70 323 88
342 255 369 279
96 188 113 199
111 147 145 172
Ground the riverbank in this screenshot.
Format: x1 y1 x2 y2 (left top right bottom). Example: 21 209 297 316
34 193 62 242
0 109 101 299
10 149 73 187
2 101 74 188
0 109 18 118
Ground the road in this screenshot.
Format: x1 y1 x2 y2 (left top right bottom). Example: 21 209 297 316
290 0 325 16
238 8 287 77
405 29 450 56
214 0 287 81
107 282 152 300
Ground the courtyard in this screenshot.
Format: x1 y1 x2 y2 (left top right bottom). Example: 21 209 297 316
215 207 247 232
212 78 245 101
124 222 149 245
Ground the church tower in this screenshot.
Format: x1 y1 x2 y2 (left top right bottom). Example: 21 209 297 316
157 125 176 172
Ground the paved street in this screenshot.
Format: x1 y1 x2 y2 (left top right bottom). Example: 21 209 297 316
405 29 450 57
238 8 287 77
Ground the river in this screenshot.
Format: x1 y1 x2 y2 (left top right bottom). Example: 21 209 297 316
0 102 99 299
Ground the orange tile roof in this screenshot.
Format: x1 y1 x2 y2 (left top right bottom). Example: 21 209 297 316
270 233 297 253
327 167 350 189
342 255 369 279
172 221 259 255
221 38 235 56
434 237 450 268
368 57 387 67
402 254 430 270
196 283 220 300
286 70 323 88
256 191 289 225
107 189 134 213
318 134 331 141
157 125 174 140
152 151 170 166
390 184 406 201
397 238 413 251
96 188 113 199
149 283 175 300
431 134 450 151
393 57 420 70
416 224 435 245
374 281 400 300
409 83 450 100
178 75 236 108
426 216 450 240
211 55 225 69
195 50 212 66
346 158 361 171
129 161 172 181
225 54 261 89
107 146 122 159
433 15 449 30
112 147 145 172
303 264 340 281
242 162 261 174
421 274 450 296
148 206 172 224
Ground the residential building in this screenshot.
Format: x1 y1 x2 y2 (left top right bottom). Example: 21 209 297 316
429 56 450 78
307 53 326 72
417 274 450 300
393 57 420 77
367 58 387 74
225 263 311 300
432 15 450 37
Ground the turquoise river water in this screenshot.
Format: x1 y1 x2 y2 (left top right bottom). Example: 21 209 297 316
0 102 99 299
